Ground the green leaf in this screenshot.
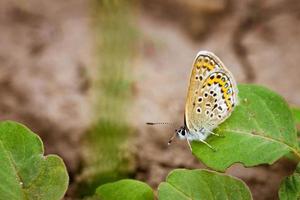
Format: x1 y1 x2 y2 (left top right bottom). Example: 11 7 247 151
291 107 300 157
291 107 300 137
192 84 299 171
279 163 300 200
0 121 69 200
158 169 252 200
96 179 154 200
291 107 300 125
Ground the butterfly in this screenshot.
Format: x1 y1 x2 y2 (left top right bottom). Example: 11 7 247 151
148 51 238 151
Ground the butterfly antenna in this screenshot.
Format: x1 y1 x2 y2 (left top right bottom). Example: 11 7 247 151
146 122 173 126
168 132 177 145
146 122 177 145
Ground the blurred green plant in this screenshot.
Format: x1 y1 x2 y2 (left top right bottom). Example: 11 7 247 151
76 0 138 196
0 121 68 200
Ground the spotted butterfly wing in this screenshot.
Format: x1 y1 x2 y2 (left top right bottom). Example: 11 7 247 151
184 51 238 140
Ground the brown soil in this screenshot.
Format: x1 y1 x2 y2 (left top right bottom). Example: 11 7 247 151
0 0 91 174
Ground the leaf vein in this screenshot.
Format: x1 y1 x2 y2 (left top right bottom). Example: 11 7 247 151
167 182 193 200
221 128 300 159
0 138 25 198
252 92 283 139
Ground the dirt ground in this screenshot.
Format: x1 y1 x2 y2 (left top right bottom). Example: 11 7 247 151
0 0 300 199
0 0 91 174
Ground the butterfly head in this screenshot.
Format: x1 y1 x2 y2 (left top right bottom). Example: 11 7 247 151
168 126 187 145
175 126 188 140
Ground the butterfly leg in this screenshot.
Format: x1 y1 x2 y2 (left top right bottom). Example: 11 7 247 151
186 138 192 152
205 128 224 138
199 139 216 152
209 131 220 137
210 131 225 138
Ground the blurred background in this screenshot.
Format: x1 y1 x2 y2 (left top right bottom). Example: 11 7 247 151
0 0 300 199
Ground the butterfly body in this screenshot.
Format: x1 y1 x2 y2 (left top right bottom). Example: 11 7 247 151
176 51 238 148
176 126 208 141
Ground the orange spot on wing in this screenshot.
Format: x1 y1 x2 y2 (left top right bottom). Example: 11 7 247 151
205 76 233 110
